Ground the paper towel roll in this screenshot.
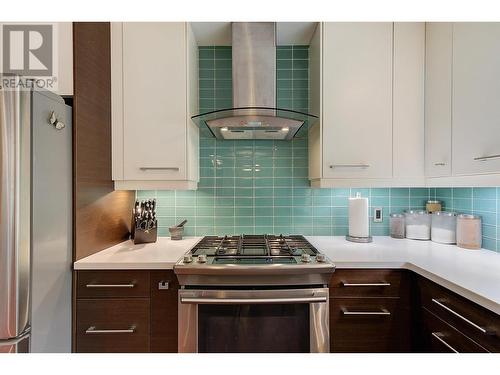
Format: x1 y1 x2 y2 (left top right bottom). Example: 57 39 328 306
348 193 369 238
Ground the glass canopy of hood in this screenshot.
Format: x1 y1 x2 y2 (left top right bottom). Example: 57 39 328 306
191 107 318 141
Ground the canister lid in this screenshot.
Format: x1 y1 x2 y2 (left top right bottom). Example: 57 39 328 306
390 213 404 218
404 210 428 215
432 211 457 217
457 214 481 220
426 200 441 204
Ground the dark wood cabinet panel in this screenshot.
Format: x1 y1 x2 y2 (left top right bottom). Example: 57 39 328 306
420 308 488 353
330 297 410 352
76 298 150 352
73 22 134 262
418 277 500 352
150 270 179 352
76 270 150 298
330 269 407 298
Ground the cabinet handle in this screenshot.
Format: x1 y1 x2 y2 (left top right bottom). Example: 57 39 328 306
473 154 500 162
139 167 180 171
85 325 136 334
431 332 459 353
431 298 494 335
330 164 370 169
341 307 391 316
85 283 135 288
341 281 391 287
434 162 447 166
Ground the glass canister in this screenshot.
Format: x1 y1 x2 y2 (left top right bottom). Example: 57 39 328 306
431 211 457 244
404 210 431 240
390 213 405 239
456 214 482 250
426 200 442 213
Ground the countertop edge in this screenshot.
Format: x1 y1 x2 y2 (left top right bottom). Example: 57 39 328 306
73 262 178 270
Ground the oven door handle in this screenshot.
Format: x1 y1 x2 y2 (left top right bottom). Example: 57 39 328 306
180 296 328 304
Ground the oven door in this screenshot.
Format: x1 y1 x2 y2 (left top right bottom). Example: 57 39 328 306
178 288 329 353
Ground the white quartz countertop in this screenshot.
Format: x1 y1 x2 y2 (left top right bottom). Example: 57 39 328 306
306 236 500 314
73 235 500 314
73 237 201 270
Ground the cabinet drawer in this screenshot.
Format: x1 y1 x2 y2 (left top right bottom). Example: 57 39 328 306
418 277 500 352
421 308 488 353
330 297 409 352
150 270 179 353
76 270 150 298
330 269 405 298
76 298 150 352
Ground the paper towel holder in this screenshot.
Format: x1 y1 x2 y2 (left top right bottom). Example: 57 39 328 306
346 234 373 243
346 192 373 243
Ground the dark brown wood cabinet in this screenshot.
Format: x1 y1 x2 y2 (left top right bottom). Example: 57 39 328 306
150 271 179 352
74 268 499 353
329 269 411 352
416 276 500 353
76 298 150 352
74 270 178 353
420 308 488 353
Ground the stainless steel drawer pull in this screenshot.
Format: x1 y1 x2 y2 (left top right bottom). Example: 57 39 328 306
431 298 493 335
474 154 500 162
434 162 447 166
341 281 391 287
330 164 370 169
139 167 180 171
85 283 135 288
341 307 391 316
85 325 136 334
181 296 327 304
431 332 458 353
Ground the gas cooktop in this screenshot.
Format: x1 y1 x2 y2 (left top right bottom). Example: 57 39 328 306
190 234 319 259
174 234 335 286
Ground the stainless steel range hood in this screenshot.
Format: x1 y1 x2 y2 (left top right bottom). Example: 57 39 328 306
191 22 317 140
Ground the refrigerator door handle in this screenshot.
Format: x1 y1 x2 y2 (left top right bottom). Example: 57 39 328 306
0 327 31 346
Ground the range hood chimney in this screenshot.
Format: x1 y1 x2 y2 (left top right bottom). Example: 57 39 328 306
191 22 317 141
232 22 276 109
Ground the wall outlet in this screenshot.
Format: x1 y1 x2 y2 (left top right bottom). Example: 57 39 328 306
373 207 383 223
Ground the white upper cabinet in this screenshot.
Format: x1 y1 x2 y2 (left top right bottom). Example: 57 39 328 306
55 22 73 96
452 23 500 176
425 23 453 178
393 22 425 182
424 22 500 186
111 22 199 190
309 22 425 187
322 22 393 180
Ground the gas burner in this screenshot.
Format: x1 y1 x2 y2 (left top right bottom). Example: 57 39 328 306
175 233 335 287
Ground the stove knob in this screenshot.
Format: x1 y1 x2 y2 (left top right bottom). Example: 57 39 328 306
301 253 311 263
316 254 326 263
183 254 193 263
197 254 207 263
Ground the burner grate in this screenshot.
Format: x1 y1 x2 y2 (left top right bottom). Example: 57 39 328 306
190 234 319 257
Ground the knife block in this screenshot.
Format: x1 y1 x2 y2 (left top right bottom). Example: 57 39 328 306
131 217 158 245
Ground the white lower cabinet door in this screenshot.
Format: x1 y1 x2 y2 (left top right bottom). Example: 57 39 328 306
122 22 187 180
452 23 500 175
322 22 393 179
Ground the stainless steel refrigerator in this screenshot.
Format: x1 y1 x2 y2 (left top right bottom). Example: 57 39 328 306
0 76 72 353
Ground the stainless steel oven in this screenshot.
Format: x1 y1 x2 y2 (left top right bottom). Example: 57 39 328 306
178 287 330 353
175 235 335 353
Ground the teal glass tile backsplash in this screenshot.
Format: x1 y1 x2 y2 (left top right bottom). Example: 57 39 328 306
137 46 500 252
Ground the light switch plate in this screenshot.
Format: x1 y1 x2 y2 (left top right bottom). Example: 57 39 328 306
373 207 383 223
